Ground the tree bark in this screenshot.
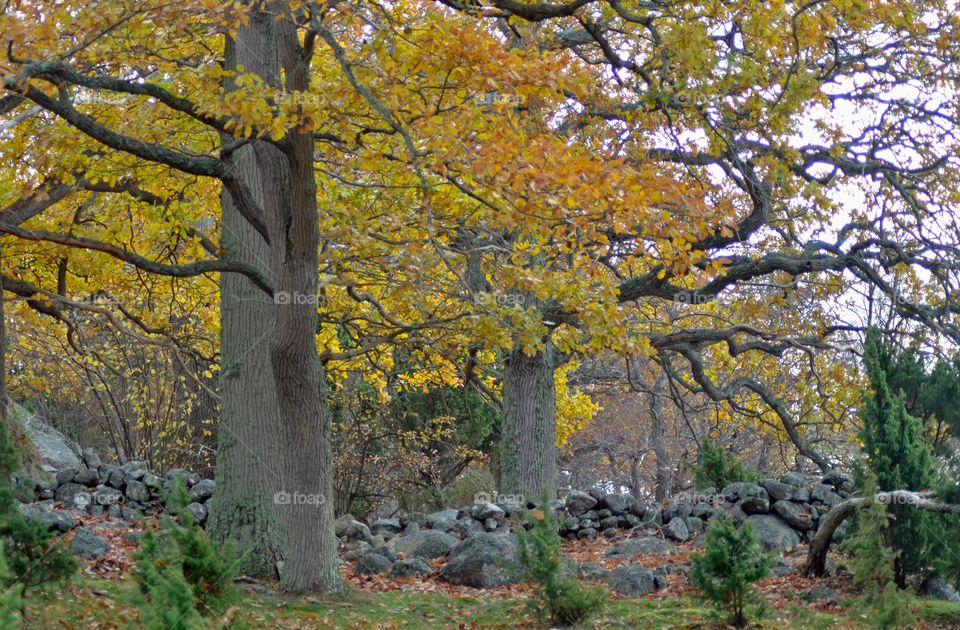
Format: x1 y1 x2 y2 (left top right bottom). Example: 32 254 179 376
649 370 673 504
499 340 560 499
206 13 285 580
267 8 342 595
803 490 960 577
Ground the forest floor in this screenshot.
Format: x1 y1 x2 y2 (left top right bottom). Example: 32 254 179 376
17 515 960 629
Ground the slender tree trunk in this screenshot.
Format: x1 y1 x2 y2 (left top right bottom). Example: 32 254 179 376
206 18 285 579
499 340 559 499
649 371 673 504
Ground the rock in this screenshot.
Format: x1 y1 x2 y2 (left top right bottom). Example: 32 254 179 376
71 527 110 558
562 516 580 531
391 558 433 578
721 482 768 504
94 487 124 506
603 564 657 596
453 517 485 538
335 514 359 537
392 530 459 559
184 502 207 523
55 483 89 506
107 469 125 489
81 448 101 469
188 479 215 502
470 501 505 521
684 516 705 534
821 471 854 491
107 504 122 518
727 504 748 526
810 484 842 506
120 461 148 480
921 575 960 602
792 487 811 502
599 515 619 530
37 481 55 501
342 521 373 544
164 468 189 481
665 517 689 542
772 559 793 577
343 541 372 562
564 490 597 517
354 552 392 575
90 505 104 516
483 518 499 532
8 402 82 469
74 468 99 487
17 503 77 533
439 533 520 587
605 537 676 557
125 480 150 503
122 506 144 520
56 467 80 486
773 500 814 530
577 528 598 540
744 514 801 551
780 472 806 486
599 493 635 515
663 493 693 522
807 585 838 602
578 561 607 581
371 518 402 535
142 473 163 489
628 501 648 519
424 509 459 532
739 495 770 514
760 479 793 501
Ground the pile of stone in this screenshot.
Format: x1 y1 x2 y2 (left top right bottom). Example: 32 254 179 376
15 449 214 534
334 472 857 594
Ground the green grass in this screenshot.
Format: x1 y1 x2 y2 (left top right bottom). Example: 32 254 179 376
19 576 960 629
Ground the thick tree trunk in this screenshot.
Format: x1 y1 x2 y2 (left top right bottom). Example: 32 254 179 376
267 10 342 595
499 341 559 500
803 490 960 577
206 19 285 579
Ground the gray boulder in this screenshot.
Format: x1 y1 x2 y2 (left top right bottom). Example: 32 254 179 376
120 461 148 480
810 484 842 506
354 552 392 575
453 517 485 538
665 516 689 542
370 518 402 536
189 479 215 502
600 493 635 515
564 490 597 517
470 501 504 521
922 575 960 602
392 530 459 559
439 533 521 587
391 558 433 578
780 472 806 486
341 520 373 544
603 564 657 596
577 561 607 581
55 483 89 506
74 468 100 487
17 503 77 533
71 527 110 559
773 500 814 530
81 448 101 469
56 467 80 486
94 487 124 506
125 480 150 503
184 502 207 523
9 402 82 470
760 479 793 501
821 471 854 492
745 514 801 551
424 509 459 532
721 482 767 504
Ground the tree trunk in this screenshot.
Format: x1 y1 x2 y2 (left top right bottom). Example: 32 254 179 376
803 490 960 577
649 371 673 504
499 341 559 500
206 17 285 579
267 9 342 595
